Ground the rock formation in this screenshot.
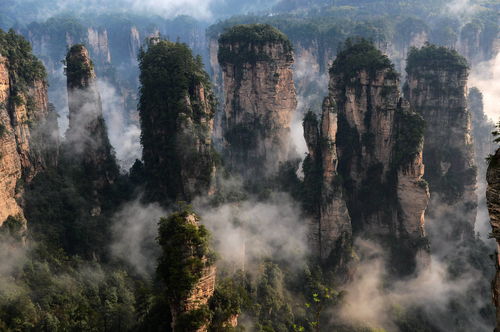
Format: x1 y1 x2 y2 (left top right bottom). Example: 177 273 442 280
158 211 219 332
218 24 297 177
487 148 500 331
405 44 477 242
302 103 352 270
0 30 58 227
139 40 217 204
65 44 119 214
330 40 430 274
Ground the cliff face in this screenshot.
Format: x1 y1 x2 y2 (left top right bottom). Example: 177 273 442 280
87 27 111 65
139 41 216 204
0 31 58 226
487 148 500 331
330 41 429 274
65 45 118 214
158 211 220 332
218 24 297 177
179 215 217 332
405 45 477 241
303 100 352 270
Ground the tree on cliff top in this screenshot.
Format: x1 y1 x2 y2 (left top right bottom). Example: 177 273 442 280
330 38 397 81
218 24 293 65
406 42 469 74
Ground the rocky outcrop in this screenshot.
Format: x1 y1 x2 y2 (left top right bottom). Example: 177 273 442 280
303 101 352 270
469 87 496 237
330 40 429 275
158 211 220 332
87 27 111 65
405 44 477 242
469 87 496 170
139 41 216 204
218 24 297 177
487 148 500 331
0 31 58 226
65 44 118 214
459 21 500 65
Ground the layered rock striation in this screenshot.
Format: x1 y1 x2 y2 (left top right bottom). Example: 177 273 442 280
218 24 297 177
405 44 477 241
139 40 217 204
0 30 58 226
328 40 429 274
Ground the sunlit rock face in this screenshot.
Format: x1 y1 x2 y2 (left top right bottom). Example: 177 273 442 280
218 24 297 178
487 148 500 331
65 44 118 214
0 33 58 227
326 41 429 276
405 45 477 242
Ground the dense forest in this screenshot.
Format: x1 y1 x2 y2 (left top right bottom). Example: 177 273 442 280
0 0 499 331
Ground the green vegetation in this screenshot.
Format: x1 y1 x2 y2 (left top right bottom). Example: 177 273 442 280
0 29 46 102
65 44 95 87
406 43 470 74
392 108 426 170
330 39 397 83
139 39 217 205
157 208 215 302
218 24 293 66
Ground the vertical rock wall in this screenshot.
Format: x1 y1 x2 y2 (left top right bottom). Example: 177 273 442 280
487 148 500 331
139 41 217 204
329 41 429 274
65 44 118 214
218 24 297 177
0 32 58 226
405 45 477 242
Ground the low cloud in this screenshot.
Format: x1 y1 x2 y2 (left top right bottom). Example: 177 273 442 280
110 199 167 277
194 191 309 270
98 79 142 171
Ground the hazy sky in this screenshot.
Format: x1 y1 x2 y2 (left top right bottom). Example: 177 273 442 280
1 0 280 23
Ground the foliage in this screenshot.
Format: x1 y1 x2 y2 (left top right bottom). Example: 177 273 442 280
209 279 242 331
218 24 293 65
138 40 217 204
391 107 426 170
0 242 138 331
406 43 469 74
330 38 397 83
492 121 500 144
157 209 216 303
64 44 95 87
0 29 46 99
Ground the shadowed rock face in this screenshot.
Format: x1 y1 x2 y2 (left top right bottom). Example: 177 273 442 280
405 45 477 243
0 33 58 227
324 41 429 275
138 41 217 205
303 100 352 275
487 148 500 331
218 24 297 178
65 44 118 214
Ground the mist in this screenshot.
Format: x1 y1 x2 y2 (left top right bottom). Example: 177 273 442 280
110 199 167 277
193 190 309 270
98 79 142 170
470 53 500 122
336 239 493 331
2 0 280 23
